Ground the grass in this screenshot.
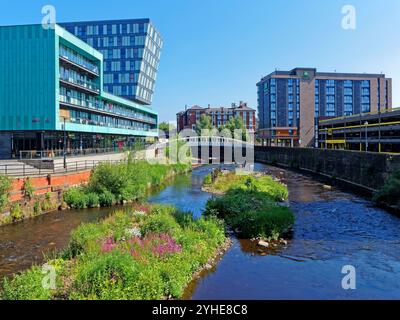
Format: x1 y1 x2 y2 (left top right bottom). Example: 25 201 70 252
204 171 289 202
64 161 191 209
204 171 294 240
1 204 227 300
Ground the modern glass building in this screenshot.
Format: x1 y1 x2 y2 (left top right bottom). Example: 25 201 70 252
0 24 158 159
257 68 392 148
60 19 163 105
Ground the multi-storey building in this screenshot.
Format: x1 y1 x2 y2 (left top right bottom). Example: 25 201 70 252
176 102 256 132
60 19 163 105
0 24 158 159
318 108 400 153
257 67 392 147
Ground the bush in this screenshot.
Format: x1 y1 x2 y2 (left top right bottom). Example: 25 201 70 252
10 204 23 222
1 266 52 300
2 204 226 300
33 200 42 216
98 191 116 207
205 172 288 202
64 187 88 209
23 178 35 200
373 170 400 206
88 161 191 204
227 207 294 240
140 207 180 236
71 251 142 300
86 193 100 208
0 174 11 210
203 173 212 185
204 172 294 240
41 192 54 211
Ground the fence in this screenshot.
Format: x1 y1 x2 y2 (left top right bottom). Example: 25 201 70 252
0 159 126 178
19 147 122 160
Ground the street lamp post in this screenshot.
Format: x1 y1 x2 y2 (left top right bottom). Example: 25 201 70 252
63 117 67 169
364 121 369 152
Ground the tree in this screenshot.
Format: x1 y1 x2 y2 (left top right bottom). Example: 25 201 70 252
158 122 175 132
195 114 213 135
158 122 176 139
223 117 249 141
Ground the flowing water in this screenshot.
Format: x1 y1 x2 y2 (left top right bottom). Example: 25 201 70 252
1 164 400 299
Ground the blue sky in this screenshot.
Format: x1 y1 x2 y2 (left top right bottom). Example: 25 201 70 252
1 0 399 122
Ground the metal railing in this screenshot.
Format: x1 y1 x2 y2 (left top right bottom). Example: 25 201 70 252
19 148 123 160
0 159 126 177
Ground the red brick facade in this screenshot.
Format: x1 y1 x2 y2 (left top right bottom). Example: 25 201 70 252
176 102 256 132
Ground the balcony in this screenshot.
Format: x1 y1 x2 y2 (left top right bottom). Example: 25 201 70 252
60 77 100 95
59 55 99 77
59 95 157 125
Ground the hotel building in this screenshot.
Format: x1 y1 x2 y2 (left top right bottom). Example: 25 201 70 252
257 68 392 147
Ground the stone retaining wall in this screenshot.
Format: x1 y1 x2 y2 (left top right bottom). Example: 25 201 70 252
255 146 400 191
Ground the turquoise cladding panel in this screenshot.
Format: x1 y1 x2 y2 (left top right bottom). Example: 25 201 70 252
0 25 56 131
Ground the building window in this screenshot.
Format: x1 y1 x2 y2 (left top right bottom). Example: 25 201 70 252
361 80 370 88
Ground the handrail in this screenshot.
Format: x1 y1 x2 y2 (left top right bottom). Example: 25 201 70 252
0 159 127 178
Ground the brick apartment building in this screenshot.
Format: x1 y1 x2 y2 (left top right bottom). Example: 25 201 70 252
176 102 256 132
257 67 392 148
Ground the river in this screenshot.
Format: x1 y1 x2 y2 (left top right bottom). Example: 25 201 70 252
1 163 400 299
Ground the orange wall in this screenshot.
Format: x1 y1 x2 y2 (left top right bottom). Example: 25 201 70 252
10 171 91 202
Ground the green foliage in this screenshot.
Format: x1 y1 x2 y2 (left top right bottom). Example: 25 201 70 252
88 161 190 203
373 170 400 206
33 200 42 216
203 173 212 185
206 172 288 202
204 172 294 240
158 122 175 134
98 190 116 207
63 187 88 209
86 193 100 208
0 174 11 210
0 214 12 226
71 251 142 300
10 204 23 222
1 266 52 300
195 114 213 135
2 205 226 300
140 207 180 236
23 178 35 200
222 116 249 141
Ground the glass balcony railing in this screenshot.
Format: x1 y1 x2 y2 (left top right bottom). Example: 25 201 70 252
59 95 157 125
59 45 99 74
60 76 100 93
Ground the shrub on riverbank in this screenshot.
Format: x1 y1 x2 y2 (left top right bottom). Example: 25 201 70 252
63 161 191 209
0 174 11 211
373 170 400 207
204 171 288 202
204 171 294 240
1 204 227 300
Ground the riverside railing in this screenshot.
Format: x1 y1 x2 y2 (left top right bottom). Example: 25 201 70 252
0 159 126 178
19 148 122 160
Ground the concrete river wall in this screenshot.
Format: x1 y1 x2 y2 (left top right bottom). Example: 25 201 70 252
255 146 400 191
